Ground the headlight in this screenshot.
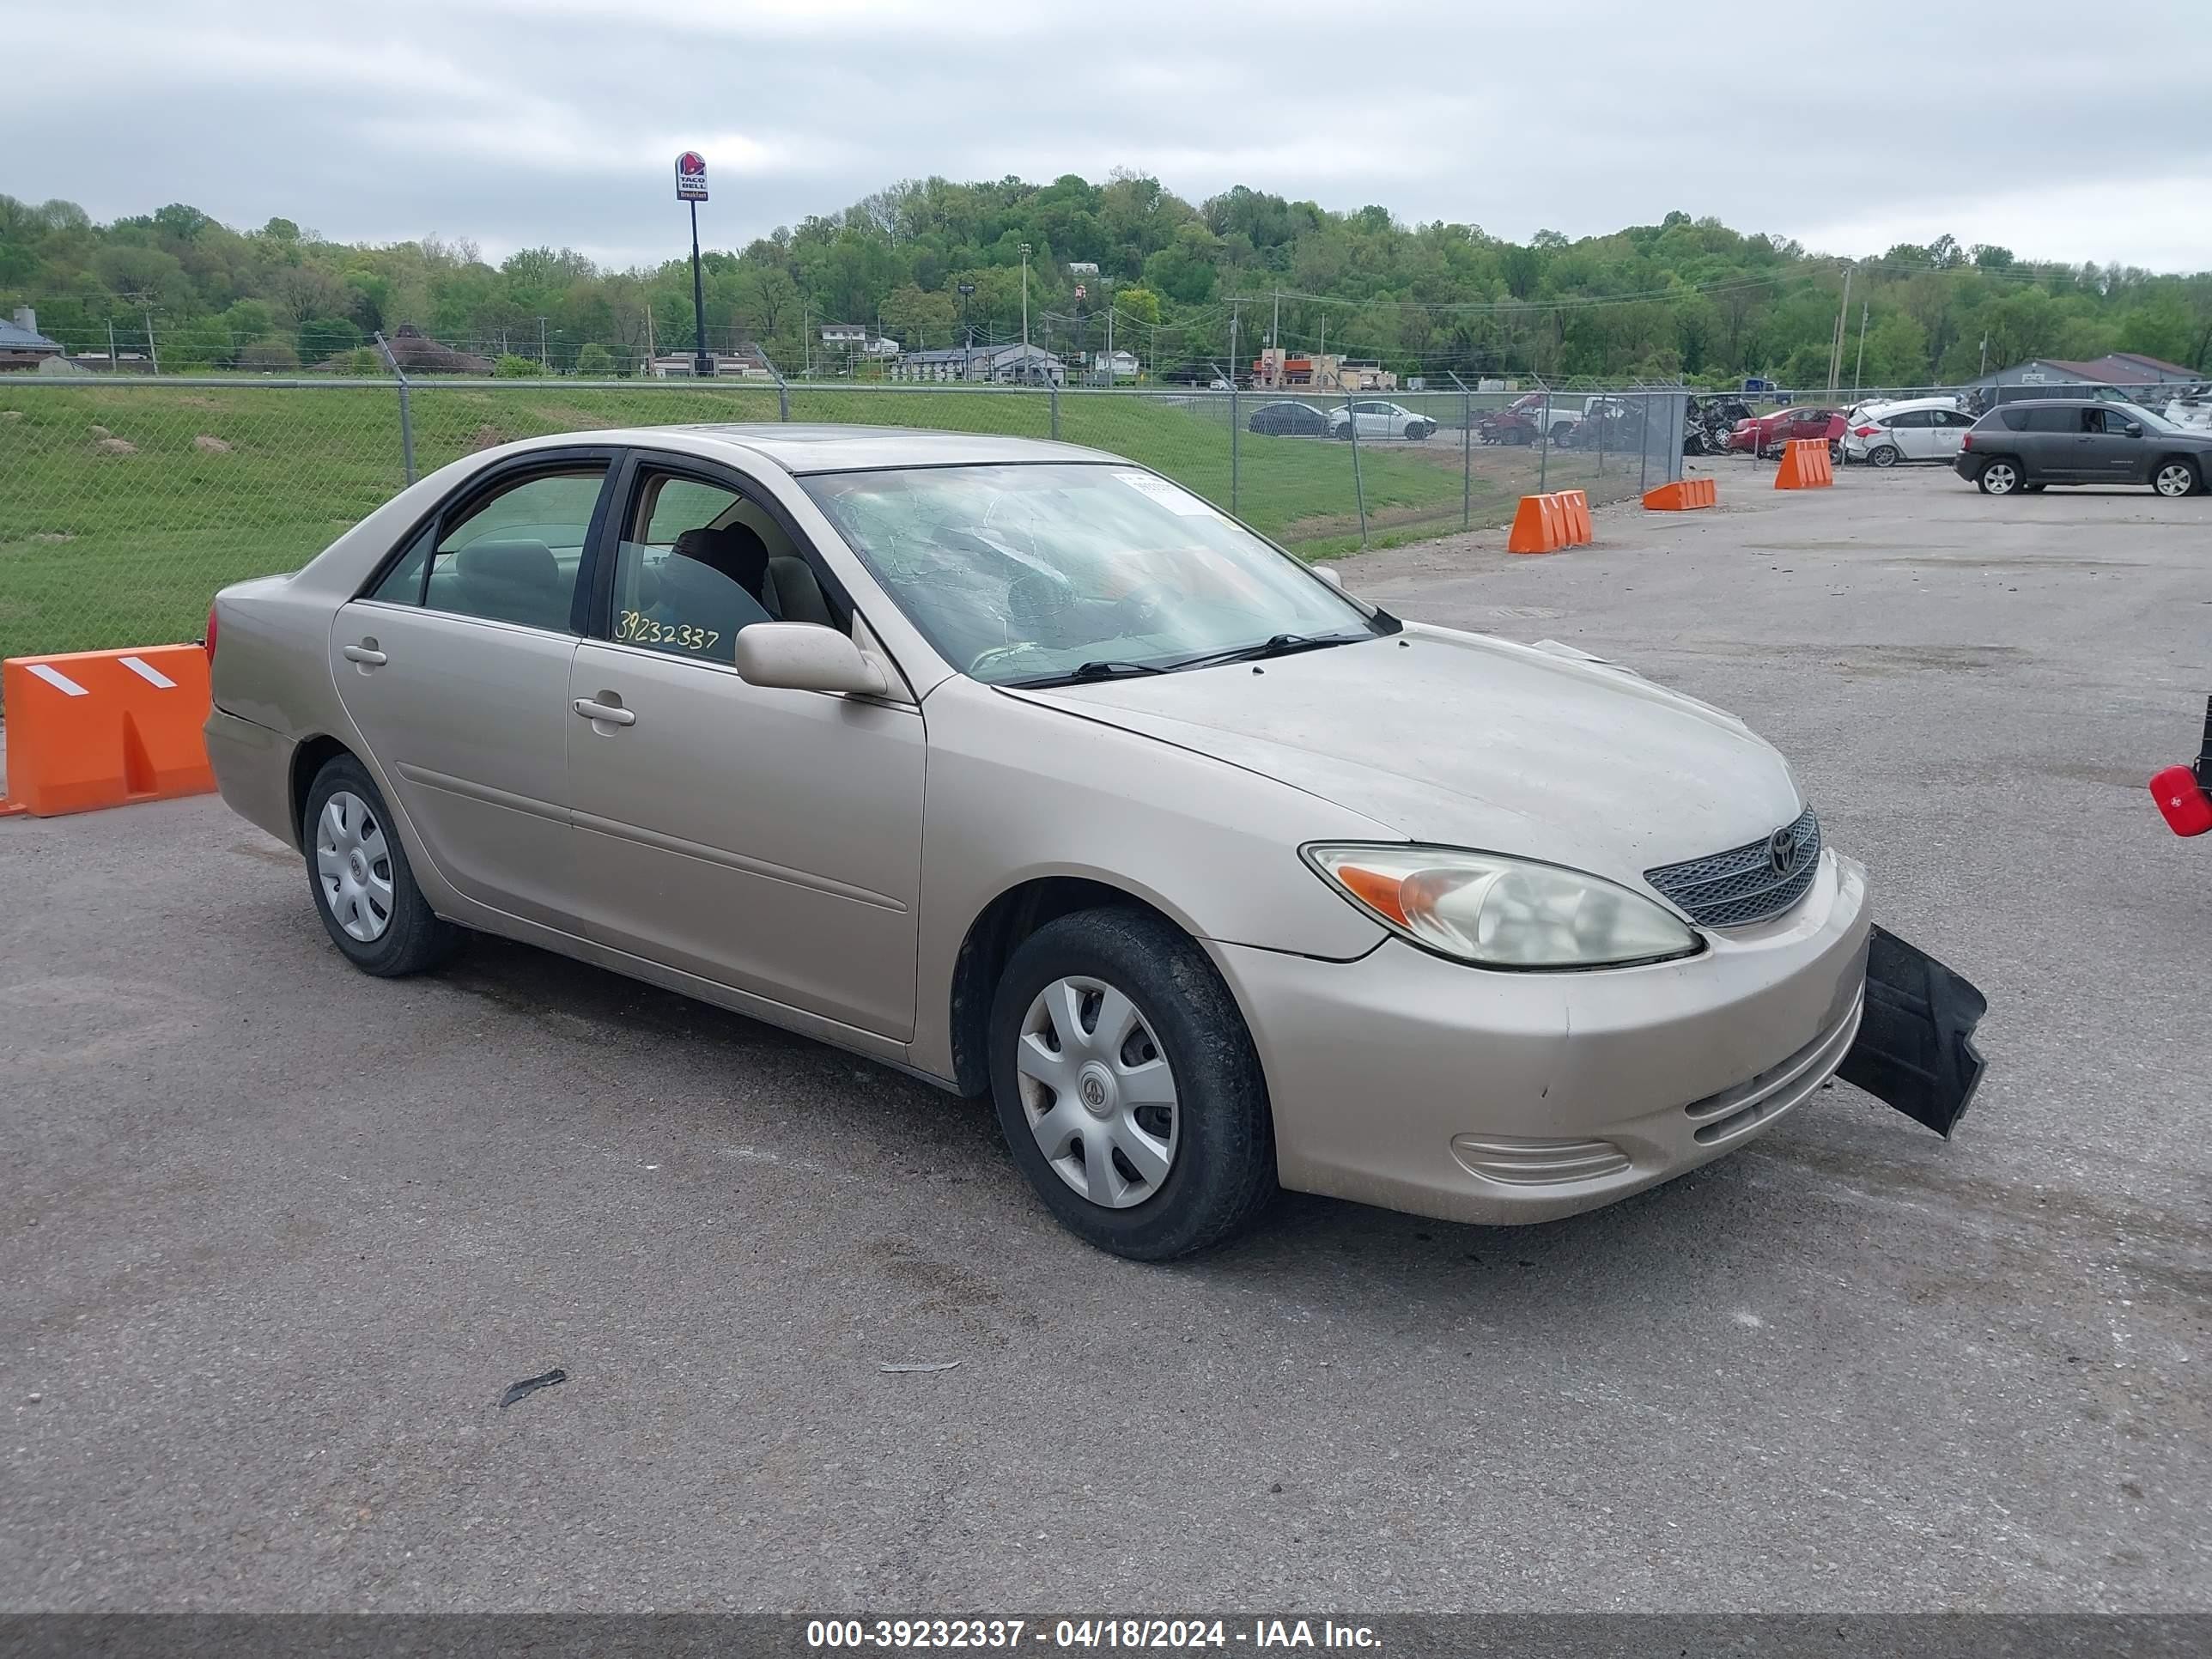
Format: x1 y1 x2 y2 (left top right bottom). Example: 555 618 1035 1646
1303 843 1702 970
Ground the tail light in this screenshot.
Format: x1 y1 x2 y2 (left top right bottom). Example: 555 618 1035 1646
1960 433 1974 452
2150 766 2212 836
204 603 218 664
1852 424 1881 438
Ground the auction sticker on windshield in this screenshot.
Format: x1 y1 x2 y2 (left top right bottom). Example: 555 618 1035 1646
1114 472 1216 516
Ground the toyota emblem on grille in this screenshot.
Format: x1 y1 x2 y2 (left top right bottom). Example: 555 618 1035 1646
1767 827 1798 875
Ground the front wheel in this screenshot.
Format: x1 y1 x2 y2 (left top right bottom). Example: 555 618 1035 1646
2152 459 2202 497
989 908 1277 1261
302 755 461 976
1976 458 2025 495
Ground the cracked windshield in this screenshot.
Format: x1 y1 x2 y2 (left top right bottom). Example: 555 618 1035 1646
800 463 1382 685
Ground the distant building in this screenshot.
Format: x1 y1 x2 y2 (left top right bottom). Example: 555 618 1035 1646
1091 349 1140 380
379 325 493 375
890 342 1065 385
1971 352 2204 392
1252 348 1396 392
649 345 775 379
0 307 64 372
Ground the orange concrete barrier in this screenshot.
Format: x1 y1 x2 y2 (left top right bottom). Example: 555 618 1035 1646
0 645 216 817
1559 489 1594 544
1773 438 1835 489
1644 477 1718 510
1507 490 1595 554
1508 493 1561 553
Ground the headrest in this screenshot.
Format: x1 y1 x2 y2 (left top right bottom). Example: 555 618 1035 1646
672 524 769 596
457 539 557 586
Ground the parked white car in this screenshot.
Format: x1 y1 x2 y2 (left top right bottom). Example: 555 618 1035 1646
1844 397 1977 467
1329 400 1437 441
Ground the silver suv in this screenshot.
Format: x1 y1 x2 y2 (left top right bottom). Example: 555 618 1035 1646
1955 398 2210 496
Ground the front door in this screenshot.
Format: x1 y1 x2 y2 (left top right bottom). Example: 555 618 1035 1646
562 456 927 1040
2081 405 2145 483
327 455 612 926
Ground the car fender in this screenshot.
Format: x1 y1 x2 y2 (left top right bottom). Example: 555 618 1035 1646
908 676 1394 1081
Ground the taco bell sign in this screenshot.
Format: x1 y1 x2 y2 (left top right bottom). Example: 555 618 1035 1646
675 152 708 202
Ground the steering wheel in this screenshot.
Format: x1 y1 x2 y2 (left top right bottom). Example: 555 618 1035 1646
1112 581 1176 629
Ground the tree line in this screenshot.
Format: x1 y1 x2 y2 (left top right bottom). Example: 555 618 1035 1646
3 175 2209 386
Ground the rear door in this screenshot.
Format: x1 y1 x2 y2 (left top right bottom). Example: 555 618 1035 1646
1887 409 1936 460
329 451 614 925
2018 406 2085 478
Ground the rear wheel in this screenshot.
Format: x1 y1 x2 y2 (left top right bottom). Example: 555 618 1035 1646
2152 458 2201 497
1977 458 2024 496
989 907 1276 1261
1869 444 1900 468
302 755 460 976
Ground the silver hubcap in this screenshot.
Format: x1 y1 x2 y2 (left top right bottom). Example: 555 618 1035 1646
1985 464 2017 492
315 791 394 943
2156 465 2192 496
1016 976 1178 1209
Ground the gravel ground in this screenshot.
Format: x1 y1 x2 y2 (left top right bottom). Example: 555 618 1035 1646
3 458 2208 1613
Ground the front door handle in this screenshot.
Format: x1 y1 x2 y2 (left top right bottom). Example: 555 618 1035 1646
343 643 387 665
573 698 635 726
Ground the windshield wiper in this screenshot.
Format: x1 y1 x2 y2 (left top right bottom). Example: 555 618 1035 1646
1163 631 1366 672
1010 659 1170 688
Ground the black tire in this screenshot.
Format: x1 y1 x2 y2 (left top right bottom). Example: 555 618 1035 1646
2150 456 2203 498
988 907 1277 1261
1829 441 1845 465
1976 457 2026 496
301 754 461 977
1868 444 1900 468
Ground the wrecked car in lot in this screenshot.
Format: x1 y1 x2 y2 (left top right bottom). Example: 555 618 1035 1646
203 426 1988 1260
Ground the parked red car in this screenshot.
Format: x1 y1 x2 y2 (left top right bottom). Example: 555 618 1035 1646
1724 406 1846 459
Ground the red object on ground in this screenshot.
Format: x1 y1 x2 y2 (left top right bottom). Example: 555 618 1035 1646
2149 765 2212 836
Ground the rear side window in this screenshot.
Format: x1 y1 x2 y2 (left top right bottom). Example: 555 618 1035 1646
1888 410 1933 429
2017 408 2079 433
421 467 607 629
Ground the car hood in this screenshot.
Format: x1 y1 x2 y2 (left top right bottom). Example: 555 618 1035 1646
1000 621 1805 894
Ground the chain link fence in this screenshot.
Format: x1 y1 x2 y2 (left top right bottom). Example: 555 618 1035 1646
0 374 1696 667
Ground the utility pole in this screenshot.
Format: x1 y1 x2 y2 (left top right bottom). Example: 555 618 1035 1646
1019 243 1032 357
1270 289 1280 386
1827 263 1853 398
1853 301 1869 396
138 298 159 374
538 315 548 373
1229 300 1240 391
1105 304 1115 388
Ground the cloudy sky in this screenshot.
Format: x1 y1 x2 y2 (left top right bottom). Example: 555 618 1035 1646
10 1 2212 272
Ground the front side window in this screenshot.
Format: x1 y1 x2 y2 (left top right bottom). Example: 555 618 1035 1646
605 468 845 665
801 463 1384 686
402 467 605 629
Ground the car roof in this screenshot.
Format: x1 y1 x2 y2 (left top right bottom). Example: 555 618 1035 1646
499 423 1122 476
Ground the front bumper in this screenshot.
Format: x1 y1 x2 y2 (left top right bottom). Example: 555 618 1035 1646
1209 850 1873 1226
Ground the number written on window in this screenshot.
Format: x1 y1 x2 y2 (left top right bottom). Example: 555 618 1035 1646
617 609 720 654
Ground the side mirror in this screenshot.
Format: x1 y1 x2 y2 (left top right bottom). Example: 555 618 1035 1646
732 622 888 697
2124 422 2144 437
1312 565 1344 590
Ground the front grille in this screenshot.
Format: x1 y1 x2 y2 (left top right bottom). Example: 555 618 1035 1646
1644 807 1821 929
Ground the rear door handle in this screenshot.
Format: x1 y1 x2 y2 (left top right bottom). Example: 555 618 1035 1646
573 698 635 726
343 644 387 665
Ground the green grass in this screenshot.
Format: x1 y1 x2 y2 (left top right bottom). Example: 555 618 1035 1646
0 380 1483 665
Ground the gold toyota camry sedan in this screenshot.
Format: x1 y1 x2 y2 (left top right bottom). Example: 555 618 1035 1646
204 426 1986 1259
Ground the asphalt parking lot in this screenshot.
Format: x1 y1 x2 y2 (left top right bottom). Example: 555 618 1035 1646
3 460 2209 1613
